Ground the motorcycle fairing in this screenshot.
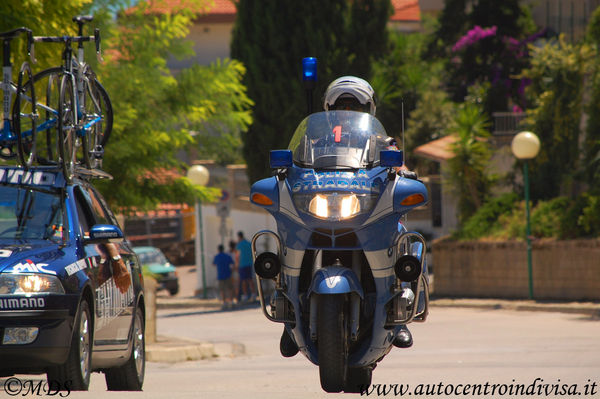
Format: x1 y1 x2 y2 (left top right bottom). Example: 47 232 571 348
306 266 364 298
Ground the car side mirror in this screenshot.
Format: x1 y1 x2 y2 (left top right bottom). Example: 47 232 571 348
85 224 124 244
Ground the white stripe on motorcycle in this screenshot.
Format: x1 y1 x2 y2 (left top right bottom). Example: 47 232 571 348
282 248 303 277
364 248 396 278
364 176 396 225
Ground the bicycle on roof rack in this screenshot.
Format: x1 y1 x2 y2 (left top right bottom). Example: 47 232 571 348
26 15 113 180
0 27 39 167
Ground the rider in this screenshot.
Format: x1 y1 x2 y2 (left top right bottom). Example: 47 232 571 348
323 76 376 115
279 76 413 357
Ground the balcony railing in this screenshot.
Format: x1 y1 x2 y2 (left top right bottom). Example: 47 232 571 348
492 112 526 136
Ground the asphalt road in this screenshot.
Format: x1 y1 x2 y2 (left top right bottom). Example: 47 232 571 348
61 300 599 398
3 266 598 397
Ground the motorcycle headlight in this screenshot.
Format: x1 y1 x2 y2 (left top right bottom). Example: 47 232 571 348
0 273 65 295
294 192 378 220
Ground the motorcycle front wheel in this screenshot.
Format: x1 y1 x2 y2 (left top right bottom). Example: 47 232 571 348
317 294 347 393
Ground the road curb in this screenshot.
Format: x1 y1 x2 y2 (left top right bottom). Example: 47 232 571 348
146 335 246 363
430 298 600 317
156 297 223 310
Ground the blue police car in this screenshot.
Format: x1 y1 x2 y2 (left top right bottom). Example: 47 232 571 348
0 166 145 391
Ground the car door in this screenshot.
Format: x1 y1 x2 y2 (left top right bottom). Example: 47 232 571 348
73 184 133 347
82 184 136 343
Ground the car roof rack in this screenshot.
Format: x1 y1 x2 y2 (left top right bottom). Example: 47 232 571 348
73 166 113 180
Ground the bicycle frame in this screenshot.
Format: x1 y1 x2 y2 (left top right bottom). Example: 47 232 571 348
35 28 103 139
0 28 34 150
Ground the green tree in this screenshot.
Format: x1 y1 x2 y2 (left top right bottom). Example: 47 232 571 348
426 0 468 58
94 1 252 210
1 0 252 210
520 36 594 201
584 7 600 192
427 0 536 114
446 103 495 223
373 29 446 141
1 0 91 70
231 0 391 182
449 0 536 113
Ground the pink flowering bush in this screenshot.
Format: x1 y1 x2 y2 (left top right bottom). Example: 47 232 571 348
452 25 498 52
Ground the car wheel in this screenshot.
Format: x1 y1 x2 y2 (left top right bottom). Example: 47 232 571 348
47 299 92 391
104 306 145 391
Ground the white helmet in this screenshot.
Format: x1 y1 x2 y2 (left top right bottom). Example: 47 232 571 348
323 76 376 115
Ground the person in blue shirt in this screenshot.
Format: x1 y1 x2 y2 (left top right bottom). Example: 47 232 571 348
212 244 234 309
236 231 256 302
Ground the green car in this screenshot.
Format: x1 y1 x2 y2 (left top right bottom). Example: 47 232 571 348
133 246 179 296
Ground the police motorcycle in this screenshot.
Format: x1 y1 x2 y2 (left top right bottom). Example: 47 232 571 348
250 108 430 393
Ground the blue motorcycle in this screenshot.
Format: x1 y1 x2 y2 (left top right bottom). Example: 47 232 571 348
250 110 429 393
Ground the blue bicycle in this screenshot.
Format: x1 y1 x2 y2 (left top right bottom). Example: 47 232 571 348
0 27 39 167
27 16 112 179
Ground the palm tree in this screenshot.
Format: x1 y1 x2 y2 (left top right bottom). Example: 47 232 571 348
446 104 495 224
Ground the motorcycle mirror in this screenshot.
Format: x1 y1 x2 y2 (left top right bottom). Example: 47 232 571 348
380 150 403 168
270 150 293 169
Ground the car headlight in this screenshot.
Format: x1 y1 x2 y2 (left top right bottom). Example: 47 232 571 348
293 192 378 220
0 273 65 295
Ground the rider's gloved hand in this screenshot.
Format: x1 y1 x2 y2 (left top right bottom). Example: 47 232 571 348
398 170 418 180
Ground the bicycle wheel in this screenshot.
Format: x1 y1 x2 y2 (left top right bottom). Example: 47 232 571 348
23 67 63 165
13 61 37 167
81 67 112 168
58 74 77 180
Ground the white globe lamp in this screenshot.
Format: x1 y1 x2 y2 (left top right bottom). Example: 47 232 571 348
186 164 210 298
511 131 540 299
511 131 540 160
187 165 210 186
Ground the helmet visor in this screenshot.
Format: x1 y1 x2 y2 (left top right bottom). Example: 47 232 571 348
329 97 371 113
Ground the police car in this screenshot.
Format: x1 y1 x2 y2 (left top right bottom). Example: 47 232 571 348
0 166 145 391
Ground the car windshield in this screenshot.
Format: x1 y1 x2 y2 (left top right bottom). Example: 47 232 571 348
0 186 64 242
136 249 168 265
288 111 391 169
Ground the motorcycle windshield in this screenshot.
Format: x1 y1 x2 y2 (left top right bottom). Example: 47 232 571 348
288 111 391 169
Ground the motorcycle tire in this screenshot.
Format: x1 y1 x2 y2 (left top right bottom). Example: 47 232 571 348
344 366 373 393
317 294 347 393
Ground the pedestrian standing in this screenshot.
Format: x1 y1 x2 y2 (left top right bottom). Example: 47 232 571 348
236 231 256 302
228 240 240 303
212 244 234 309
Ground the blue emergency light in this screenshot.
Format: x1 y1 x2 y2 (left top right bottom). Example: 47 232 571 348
302 57 317 82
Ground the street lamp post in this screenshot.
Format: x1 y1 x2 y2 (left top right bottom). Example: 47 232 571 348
511 131 541 300
187 165 210 298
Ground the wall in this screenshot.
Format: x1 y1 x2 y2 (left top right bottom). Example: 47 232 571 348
195 204 277 293
167 22 233 72
433 239 600 300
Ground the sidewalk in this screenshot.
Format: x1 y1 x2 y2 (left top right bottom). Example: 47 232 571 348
146 296 253 363
145 295 599 364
